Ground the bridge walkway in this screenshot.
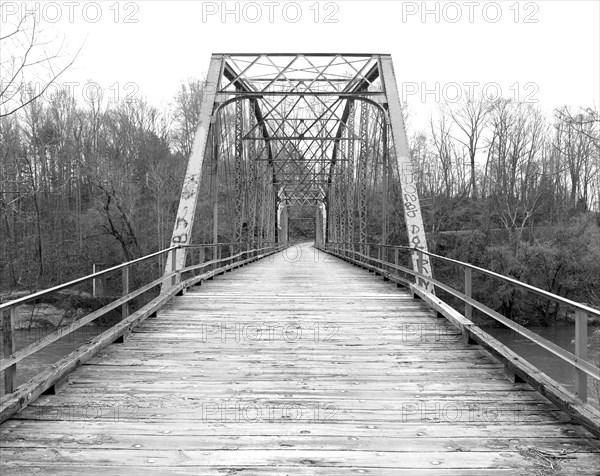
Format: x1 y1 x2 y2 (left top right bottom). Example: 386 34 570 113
1 243 598 474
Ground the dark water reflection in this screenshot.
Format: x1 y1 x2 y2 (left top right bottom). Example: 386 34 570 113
0 326 108 394
482 325 600 408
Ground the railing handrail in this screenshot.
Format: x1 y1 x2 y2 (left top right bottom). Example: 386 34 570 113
416 247 600 317
183 241 279 248
0 241 287 421
325 244 599 376
319 241 599 414
0 242 285 373
0 242 286 311
325 241 600 317
0 245 181 311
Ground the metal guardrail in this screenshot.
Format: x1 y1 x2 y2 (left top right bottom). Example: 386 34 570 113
0 242 284 398
318 241 600 404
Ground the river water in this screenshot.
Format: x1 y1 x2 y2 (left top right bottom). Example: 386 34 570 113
0 326 108 394
483 325 600 408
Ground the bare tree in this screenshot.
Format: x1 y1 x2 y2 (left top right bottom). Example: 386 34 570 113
0 13 78 118
553 107 599 208
487 100 547 250
448 92 491 199
430 114 459 197
171 78 205 157
556 106 599 149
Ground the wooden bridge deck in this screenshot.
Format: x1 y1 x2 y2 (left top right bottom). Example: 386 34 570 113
1 243 599 475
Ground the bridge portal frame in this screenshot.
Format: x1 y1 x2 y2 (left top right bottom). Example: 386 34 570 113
163 53 434 293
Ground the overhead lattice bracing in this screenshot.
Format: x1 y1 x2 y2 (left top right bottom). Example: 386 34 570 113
162 54 434 293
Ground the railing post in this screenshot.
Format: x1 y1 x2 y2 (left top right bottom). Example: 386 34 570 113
394 248 400 286
416 249 424 286
93 263 98 297
384 246 389 274
575 309 588 402
171 248 177 287
464 267 472 320
92 264 107 297
122 265 130 319
2 307 16 394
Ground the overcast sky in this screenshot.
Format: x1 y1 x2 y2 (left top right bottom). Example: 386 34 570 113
4 0 599 131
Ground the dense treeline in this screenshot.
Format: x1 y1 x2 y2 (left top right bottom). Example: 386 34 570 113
1 80 598 325
0 81 202 291
408 97 600 324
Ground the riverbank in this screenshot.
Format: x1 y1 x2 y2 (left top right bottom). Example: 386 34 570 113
1 290 120 329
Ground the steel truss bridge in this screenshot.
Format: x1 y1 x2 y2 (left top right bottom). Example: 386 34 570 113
0 54 599 474
164 53 434 293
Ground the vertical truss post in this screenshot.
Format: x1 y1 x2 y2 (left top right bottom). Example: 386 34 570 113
267 180 274 244
277 201 283 243
331 186 338 243
257 167 265 247
212 124 219 246
358 100 369 253
272 186 278 244
281 203 289 242
381 118 389 245
320 202 327 243
248 100 258 246
256 157 264 247
162 55 221 293
265 186 273 244
339 135 347 247
347 101 355 246
323 196 328 243
380 56 434 294
263 183 269 244
315 204 322 243
234 97 244 247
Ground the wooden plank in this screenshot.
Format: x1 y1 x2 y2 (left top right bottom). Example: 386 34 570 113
410 284 600 438
1 243 598 475
322 245 600 438
0 248 281 422
2 419 594 438
4 447 599 468
0 465 565 476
